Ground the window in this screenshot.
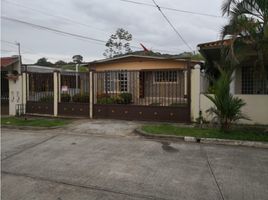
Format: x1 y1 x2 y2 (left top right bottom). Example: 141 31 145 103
105 71 128 92
242 66 268 94
119 71 128 92
154 71 177 83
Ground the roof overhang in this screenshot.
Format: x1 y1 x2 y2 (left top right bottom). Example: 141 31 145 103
1 56 19 68
89 54 203 66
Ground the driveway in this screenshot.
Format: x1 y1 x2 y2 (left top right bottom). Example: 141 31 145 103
1 121 268 200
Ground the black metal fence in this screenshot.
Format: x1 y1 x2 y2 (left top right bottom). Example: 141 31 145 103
94 70 188 107
28 72 54 102
60 72 89 103
1 71 9 103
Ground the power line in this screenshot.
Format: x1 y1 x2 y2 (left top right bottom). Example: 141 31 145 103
151 0 193 52
2 16 187 54
119 0 223 18
2 16 108 44
3 0 186 53
2 0 108 34
1 49 17 53
1 39 17 45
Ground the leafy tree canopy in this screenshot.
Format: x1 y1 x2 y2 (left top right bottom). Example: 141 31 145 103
72 55 83 64
35 57 54 67
55 60 67 66
103 28 132 58
221 0 268 70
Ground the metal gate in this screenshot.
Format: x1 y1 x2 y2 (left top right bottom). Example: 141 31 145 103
58 71 89 117
1 71 9 115
26 72 54 115
93 68 191 122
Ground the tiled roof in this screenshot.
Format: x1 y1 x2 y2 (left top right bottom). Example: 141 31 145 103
0 56 19 68
198 39 231 49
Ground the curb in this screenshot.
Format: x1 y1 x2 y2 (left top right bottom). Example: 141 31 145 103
135 128 185 141
135 128 268 149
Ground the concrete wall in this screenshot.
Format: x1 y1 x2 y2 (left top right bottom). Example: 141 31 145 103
9 76 23 115
200 94 268 125
6 59 23 116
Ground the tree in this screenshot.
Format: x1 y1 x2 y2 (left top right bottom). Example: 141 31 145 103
205 62 249 131
221 0 268 71
72 55 83 64
55 60 67 66
103 28 132 58
35 57 54 66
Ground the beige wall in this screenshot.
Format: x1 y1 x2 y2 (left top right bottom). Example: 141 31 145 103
91 59 195 71
200 94 268 125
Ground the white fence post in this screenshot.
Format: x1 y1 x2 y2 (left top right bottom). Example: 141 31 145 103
191 64 201 121
22 72 27 113
53 71 58 117
89 71 93 119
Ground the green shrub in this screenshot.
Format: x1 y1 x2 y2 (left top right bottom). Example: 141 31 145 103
149 102 161 106
72 93 89 103
119 93 132 104
169 103 185 107
61 93 71 102
97 97 116 104
40 95 53 102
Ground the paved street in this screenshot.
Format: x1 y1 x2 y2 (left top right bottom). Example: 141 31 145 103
1 120 268 200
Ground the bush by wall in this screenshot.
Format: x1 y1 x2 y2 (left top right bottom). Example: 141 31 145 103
72 93 89 103
61 93 71 102
40 95 54 102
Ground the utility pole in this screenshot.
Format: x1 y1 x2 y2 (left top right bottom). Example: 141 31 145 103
15 42 22 71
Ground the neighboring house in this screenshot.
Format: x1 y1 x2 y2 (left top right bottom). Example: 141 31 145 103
197 40 268 124
89 54 202 107
1 56 21 115
22 64 75 73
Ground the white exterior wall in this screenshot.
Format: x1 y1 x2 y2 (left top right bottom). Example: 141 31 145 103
7 59 23 116
9 76 23 115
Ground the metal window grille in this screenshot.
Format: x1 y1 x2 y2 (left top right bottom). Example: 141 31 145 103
95 69 187 106
242 66 268 94
154 71 177 82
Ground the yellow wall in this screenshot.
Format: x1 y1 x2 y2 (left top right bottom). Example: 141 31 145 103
200 94 268 125
91 59 195 71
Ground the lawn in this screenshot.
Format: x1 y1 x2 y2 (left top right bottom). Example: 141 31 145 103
142 124 268 142
1 117 70 127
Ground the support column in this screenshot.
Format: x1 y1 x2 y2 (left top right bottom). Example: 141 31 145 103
230 70 236 94
22 72 27 113
58 72 61 103
26 73 29 100
89 71 93 119
53 71 58 117
191 64 201 122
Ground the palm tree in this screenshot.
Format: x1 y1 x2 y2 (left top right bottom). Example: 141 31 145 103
205 63 249 131
221 0 268 70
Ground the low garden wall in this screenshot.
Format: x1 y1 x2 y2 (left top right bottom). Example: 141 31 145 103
200 94 268 125
58 102 89 117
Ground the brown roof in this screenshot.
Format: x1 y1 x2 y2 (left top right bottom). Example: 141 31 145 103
89 54 202 64
0 56 19 68
198 39 231 49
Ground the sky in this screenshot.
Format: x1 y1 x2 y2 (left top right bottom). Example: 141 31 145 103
1 0 227 64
